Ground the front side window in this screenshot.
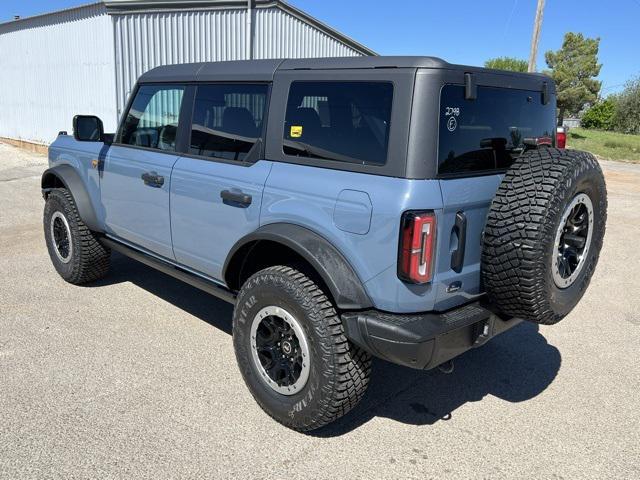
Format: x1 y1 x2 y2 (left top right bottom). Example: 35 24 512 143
189 84 268 161
283 82 393 165
118 84 185 152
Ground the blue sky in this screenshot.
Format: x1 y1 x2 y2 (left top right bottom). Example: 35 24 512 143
2 0 638 94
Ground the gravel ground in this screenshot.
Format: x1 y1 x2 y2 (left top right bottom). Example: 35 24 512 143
1 141 639 479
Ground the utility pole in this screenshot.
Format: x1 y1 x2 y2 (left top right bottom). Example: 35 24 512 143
528 0 546 72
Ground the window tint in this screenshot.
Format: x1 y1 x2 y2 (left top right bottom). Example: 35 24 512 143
118 85 185 152
189 84 268 161
438 85 556 174
283 82 393 165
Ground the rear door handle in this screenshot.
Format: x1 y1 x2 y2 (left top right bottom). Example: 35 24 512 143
141 171 164 187
450 211 467 273
221 189 252 207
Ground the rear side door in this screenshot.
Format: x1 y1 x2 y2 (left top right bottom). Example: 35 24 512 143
101 84 186 259
170 83 272 281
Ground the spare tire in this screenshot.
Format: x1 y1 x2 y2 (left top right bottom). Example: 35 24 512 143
482 148 607 325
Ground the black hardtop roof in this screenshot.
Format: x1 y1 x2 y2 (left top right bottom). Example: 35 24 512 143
138 56 552 84
138 56 449 83
138 59 284 83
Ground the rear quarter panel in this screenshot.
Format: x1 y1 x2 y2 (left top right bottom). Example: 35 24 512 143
261 162 445 313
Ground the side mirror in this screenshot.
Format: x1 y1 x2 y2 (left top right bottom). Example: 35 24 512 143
73 115 104 142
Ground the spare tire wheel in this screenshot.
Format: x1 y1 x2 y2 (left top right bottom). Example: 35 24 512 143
482 148 607 325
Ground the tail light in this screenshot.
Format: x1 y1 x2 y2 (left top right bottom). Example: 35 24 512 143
556 127 567 148
398 211 436 284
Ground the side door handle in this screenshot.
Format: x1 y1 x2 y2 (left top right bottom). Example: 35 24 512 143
450 211 467 273
141 171 164 187
220 189 252 207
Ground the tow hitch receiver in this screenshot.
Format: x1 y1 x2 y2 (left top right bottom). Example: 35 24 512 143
472 315 496 347
438 360 455 374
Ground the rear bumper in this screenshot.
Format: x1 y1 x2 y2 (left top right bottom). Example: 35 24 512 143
342 301 521 370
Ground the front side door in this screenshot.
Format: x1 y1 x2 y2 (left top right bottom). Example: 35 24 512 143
101 84 186 259
170 83 272 281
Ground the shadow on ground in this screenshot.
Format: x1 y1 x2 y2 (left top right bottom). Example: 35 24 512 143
316 321 560 436
92 252 561 436
93 252 234 334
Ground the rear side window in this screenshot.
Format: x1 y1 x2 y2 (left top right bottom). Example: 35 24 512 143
283 82 393 165
189 84 268 161
438 85 556 175
118 84 185 152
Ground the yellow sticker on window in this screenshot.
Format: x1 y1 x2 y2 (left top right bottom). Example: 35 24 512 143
290 125 303 138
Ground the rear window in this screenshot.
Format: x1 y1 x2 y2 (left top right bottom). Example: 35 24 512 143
438 85 556 175
283 81 393 165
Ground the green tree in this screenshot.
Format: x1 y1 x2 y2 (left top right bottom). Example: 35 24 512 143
545 32 602 125
581 98 616 130
612 76 640 135
484 57 528 72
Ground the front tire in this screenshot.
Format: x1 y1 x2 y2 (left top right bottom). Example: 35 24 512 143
43 188 110 284
233 265 371 432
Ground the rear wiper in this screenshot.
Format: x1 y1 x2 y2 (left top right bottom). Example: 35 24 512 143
480 137 535 155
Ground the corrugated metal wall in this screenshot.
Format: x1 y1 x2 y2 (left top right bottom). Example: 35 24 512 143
0 2 365 144
112 7 362 117
113 10 248 116
254 8 361 59
0 4 118 144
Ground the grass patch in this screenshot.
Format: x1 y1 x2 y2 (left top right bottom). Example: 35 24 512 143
603 140 628 149
568 128 640 163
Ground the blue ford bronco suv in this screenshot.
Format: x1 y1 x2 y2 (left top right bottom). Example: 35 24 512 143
43 57 607 431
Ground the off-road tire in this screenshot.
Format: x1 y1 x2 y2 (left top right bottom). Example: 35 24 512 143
233 265 371 432
482 148 607 325
44 188 110 284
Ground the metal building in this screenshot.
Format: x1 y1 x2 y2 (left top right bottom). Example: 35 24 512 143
0 0 374 146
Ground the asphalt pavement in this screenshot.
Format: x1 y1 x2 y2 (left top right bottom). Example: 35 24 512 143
1 141 638 479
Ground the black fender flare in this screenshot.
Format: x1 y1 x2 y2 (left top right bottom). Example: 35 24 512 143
223 223 373 310
41 165 102 232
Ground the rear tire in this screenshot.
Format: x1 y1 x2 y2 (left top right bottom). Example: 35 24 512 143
482 148 607 325
44 188 110 284
233 265 371 432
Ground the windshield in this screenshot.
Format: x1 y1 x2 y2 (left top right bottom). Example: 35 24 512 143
438 84 556 175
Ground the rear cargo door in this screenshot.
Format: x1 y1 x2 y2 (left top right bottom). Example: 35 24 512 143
434 84 556 309
436 175 501 309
